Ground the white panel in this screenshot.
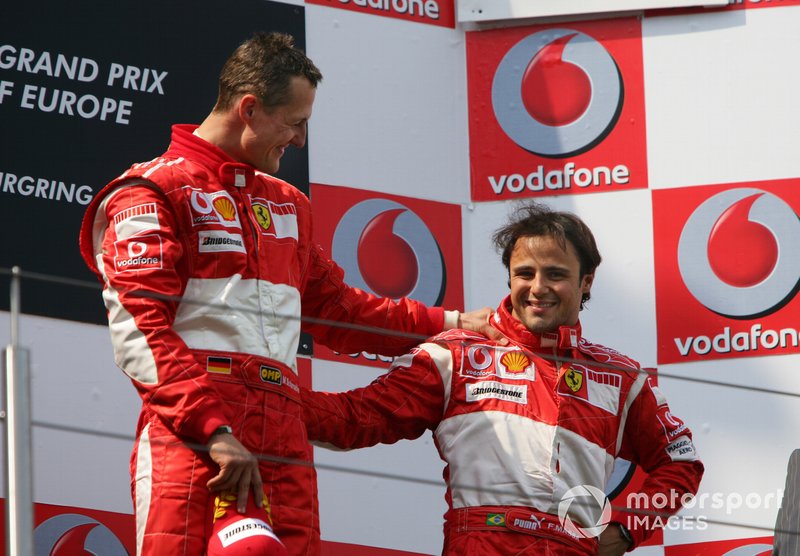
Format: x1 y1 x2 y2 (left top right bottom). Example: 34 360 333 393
0 312 139 512
311 358 447 554
644 7 800 189
462 190 658 366
458 0 726 23
656 355 799 546
632 548 666 556
306 6 471 204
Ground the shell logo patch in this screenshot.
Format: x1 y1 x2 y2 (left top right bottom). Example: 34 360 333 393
495 348 536 381
499 351 531 374
213 197 237 222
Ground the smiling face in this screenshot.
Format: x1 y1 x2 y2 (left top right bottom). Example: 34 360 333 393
239 75 316 174
509 234 594 334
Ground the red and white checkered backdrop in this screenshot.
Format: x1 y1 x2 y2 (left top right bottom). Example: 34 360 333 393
1 0 798 554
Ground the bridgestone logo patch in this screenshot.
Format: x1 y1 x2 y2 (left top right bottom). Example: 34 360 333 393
198 230 246 253
466 381 527 404
217 518 278 548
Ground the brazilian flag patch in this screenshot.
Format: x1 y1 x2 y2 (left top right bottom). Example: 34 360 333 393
486 513 506 526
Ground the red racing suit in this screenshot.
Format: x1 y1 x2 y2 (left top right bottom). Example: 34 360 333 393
303 297 704 555
79 124 448 556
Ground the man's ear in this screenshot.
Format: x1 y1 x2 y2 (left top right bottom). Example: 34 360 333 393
581 273 595 294
237 94 258 123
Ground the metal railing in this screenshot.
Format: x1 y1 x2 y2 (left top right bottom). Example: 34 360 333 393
1 264 799 555
3 266 34 556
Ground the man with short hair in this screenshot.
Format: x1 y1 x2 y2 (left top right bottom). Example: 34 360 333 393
80 32 491 555
303 202 704 555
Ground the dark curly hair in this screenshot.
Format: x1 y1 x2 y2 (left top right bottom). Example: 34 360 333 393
492 202 602 308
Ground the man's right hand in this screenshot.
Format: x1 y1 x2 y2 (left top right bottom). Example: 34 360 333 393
457 307 508 345
206 432 263 514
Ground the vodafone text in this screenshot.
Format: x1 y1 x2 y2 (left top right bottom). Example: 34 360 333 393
116 256 160 269
675 324 799 357
488 163 630 195
333 0 440 19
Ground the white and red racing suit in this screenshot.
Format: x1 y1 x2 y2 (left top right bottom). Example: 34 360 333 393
303 297 704 555
79 124 449 556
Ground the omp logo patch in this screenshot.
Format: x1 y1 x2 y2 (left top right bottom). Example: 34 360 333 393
260 365 281 385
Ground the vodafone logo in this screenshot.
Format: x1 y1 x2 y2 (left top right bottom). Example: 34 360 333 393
492 29 623 158
34 514 128 555
332 199 445 305
128 241 147 258
678 188 800 318
114 234 162 272
191 190 216 220
467 346 492 371
663 411 683 429
468 18 646 201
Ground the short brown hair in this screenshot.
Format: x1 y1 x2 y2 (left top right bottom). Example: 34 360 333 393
214 32 322 112
492 202 602 308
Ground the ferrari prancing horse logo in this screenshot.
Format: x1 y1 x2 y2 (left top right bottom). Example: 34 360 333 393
564 367 583 393
252 203 271 231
